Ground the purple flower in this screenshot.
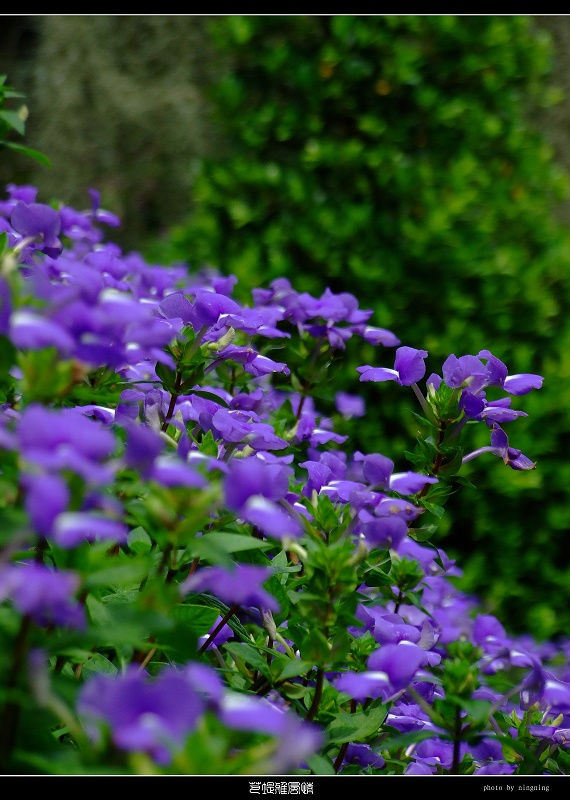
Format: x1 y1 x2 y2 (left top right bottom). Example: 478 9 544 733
355 325 400 347
336 642 427 702
10 201 62 258
218 305 290 339
441 353 488 391
520 663 570 713
367 642 428 691
357 346 428 387
198 615 234 650
77 665 206 765
123 421 164 476
10 309 76 352
478 350 543 395
149 456 208 489
406 762 436 775
208 407 288 450
86 188 121 228
190 290 242 329
460 393 528 425
526 724 570 748
353 451 438 495
241 495 303 539
179 564 280 612
22 472 70 537
360 516 409 551
462 423 536 471
472 614 509 655
437 351 543 401
342 743 385 771
18 404 117 484
370 613 422 646
223 456 292 510
335 391 366 418
0 562 85 629
218 693 323 772
211 344 290 378
52 512 128 548
0 276 12 335
412 738 456 770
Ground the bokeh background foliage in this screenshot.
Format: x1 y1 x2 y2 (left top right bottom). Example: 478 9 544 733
2 14 570 640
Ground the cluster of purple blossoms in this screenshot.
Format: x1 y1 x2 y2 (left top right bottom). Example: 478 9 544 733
359 345 543 471
77 660 322 769
0 183 567 777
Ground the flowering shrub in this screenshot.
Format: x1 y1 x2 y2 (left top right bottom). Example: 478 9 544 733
0 183 569 777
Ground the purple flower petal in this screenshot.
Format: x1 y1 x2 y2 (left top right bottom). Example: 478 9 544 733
394 346 428 385
335 391 365 419
242 496 303 539
389 471 438 495
52 512 128 548
503 373 544 395
179 564 279 612
23 472 70 536
442 354 487 390
223 457 291 511
367 642 426 691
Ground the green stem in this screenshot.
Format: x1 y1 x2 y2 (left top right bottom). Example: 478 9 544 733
0 614 32 770
198 603 239 656
333 699 357 773
161 371 183 432
451 704 463 774
306 667 324 722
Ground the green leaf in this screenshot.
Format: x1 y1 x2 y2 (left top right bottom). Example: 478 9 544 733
326 704 388 744
277 658 314 681
190 593 251 641
81 652 118 678
127 526 153 555
421 500 445 518
384 727 448 754
2 141 52 166
189 531 272 559
197 429 219 458
170 603 219 634
305 753 336 775
223 641 269 675
155 361 178 392
0 109 26 135
410 526 438 543
82 559 152 590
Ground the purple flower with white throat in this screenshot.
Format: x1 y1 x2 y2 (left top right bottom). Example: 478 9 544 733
77 665 207 766
10 201 62 260
17 404 117 485
51 511 128 548
223 455 292 510
441 353 489 392
335 642 427 702
353 451 438 495
222 456 303 540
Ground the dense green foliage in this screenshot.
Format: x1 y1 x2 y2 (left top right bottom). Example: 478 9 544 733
154 15 570 640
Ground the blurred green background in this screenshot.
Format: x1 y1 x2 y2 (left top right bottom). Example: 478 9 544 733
2 15 570 641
